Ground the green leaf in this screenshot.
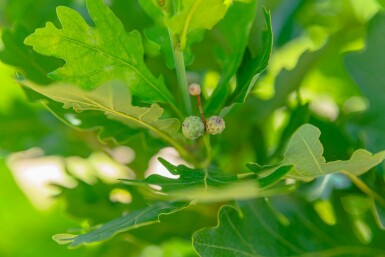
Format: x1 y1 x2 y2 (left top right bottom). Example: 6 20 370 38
21 81 186 155
24 0 175 105
248 124 385 181
256 165 293 188
284 124 385 180
345 12 385 152
203 0 259 115
54 201 189 248
144 26 204 69
126 157 238 192
228 8 273 103
193 196 385 257
139 0 206 69
123 158 295 202
206 7 273 116
166 0 228 50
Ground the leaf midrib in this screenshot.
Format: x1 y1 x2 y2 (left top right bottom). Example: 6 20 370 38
299 134 324 176
38 34 173 103
47 94 181 152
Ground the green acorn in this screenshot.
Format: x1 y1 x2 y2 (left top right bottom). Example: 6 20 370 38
206 116 225 135
182 116 205 140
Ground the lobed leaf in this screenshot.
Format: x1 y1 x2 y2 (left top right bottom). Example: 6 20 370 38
193 196 385 257
54 201 189 248
122 157 237 193
284 124 385 180
248 124 385 181
122 158 295 202
24 0 175 105
22 81 184 153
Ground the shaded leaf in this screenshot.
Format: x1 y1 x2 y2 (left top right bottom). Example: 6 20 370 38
54 201 189 248
55 180 146 225
345 12 385 152
193 196 385 257
204 0 259 115
230 8 273 104
0 98 95 157
0 24 62 84
207 7 273 116
24 0 175 105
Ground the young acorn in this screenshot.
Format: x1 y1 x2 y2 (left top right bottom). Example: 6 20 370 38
206 115 225 135
182 83 226 140
182 116 205 140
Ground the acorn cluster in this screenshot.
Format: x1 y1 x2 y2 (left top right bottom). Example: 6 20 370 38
182 84 225 140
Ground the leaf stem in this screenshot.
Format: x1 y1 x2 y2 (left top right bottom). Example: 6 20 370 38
202 134 212 168
341 171 385 207
169 30 192 115
196 94 206 127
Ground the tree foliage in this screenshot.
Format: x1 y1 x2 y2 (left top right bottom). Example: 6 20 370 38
1 0 385 256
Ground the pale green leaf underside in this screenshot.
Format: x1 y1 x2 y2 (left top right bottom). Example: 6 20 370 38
54 201 189 248
248 124 385 181
22 81 180 143
24 0 174 104
284 124 385 180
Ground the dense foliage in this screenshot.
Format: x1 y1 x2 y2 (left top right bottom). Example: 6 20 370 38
1 0 385 256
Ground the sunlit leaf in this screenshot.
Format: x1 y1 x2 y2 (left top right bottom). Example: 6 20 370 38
21 81 185 154
248 124 385 181
166 0 228 50
24 0 175 105
284 124 385 179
